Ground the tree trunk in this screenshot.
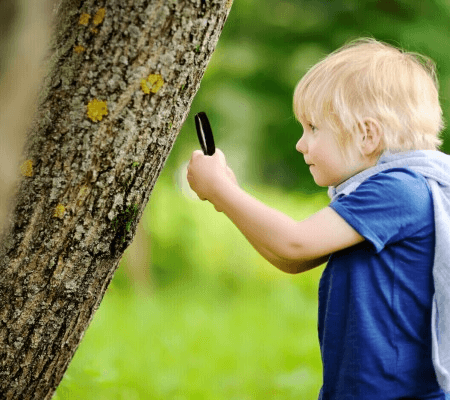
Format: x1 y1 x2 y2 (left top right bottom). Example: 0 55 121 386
0 0 232 398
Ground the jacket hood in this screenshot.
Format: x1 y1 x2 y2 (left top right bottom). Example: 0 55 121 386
328 150 450 201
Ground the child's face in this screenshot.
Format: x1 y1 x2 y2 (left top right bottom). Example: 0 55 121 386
296 121 369 187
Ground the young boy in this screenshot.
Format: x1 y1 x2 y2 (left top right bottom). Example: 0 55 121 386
187 38 450 399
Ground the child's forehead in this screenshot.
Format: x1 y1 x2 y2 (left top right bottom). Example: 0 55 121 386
297 96 339 125
299 109 321 124
296 93 325 120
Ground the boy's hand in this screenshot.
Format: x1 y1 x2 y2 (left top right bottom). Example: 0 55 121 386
187 148 238 212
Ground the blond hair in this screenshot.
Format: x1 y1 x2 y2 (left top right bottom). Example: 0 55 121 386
293 38 445 157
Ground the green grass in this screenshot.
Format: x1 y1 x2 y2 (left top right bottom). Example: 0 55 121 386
54 175 329 399
55 275 324 399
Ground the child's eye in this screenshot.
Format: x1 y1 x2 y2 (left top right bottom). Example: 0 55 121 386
308 123 317 132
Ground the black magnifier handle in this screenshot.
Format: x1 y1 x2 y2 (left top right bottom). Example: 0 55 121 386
194 112 216 156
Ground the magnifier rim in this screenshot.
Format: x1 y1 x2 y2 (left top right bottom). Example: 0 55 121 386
195 112 215 155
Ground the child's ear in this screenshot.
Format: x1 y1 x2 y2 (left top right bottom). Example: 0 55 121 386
359 118 383 157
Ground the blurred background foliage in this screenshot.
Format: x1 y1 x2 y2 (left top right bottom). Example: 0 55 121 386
56 0 450 398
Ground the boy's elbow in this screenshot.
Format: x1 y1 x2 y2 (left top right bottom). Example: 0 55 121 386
277 246 329 274
272 234 328 274
275 242 305 273
272 254 306 274
282 263 304 274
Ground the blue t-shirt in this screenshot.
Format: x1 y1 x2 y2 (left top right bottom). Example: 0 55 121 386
319 168 445 400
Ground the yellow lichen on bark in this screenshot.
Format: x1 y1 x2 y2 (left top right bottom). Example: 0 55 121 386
76 186 89 206
225 0 233 8
93 8 106 25
20 160 33 177
74 45 85 53
54 204 65 219
79 13 91 26
140 74 164 94
87 99 108 122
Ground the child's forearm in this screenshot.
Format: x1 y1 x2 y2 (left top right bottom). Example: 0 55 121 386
243 233 306 273
211 179 298 271
240 231 289 270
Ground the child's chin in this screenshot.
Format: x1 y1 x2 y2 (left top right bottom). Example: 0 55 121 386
310 169 334 187
312 174 341 187
312 177 329 187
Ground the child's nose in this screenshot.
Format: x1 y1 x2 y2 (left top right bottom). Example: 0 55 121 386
296 136 306 154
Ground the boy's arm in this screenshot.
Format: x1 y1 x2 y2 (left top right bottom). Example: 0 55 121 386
221 194 330 273
236 226 329 273
210 179 363 274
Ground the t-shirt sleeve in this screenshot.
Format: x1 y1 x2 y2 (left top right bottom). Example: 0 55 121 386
329 168 433 253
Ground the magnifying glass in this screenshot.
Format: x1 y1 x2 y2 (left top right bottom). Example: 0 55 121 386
194 112 215 156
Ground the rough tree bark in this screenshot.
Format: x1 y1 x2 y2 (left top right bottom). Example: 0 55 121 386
0 0 232 398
